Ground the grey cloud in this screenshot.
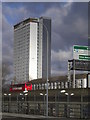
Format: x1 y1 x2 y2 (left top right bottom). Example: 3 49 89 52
2 15 13 46
2 3 33 25
2 14 13 80
51 47 73 62
2 2 88 76
51 47 72 75
49 3 88 51
43 2 88 75
51 62 68 76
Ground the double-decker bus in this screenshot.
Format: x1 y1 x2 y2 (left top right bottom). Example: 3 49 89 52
10 82 32 92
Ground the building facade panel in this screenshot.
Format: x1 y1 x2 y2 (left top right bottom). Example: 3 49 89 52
29 22 38 80
40 18 51 79
14 17 51 83
14 23 30 82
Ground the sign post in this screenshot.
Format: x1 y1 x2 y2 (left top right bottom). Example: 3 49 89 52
73 45 90 88
73 45 90 60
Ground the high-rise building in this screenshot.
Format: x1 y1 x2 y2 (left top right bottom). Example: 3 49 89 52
14 17 51 82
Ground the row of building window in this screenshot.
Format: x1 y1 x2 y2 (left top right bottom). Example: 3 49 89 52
14 42 29 48
14 65 29 69
14 50 29 55
14 36 30 40
31 79 87 90
14 36 29 40
14 56 29 59
15 74 29 80
14 31 30 36
14 64 29 68
14 35 30 40
14 59 29 63
14 51 29 55
15 28 30 32
14 25 30 33
15 41 29 45
32 82 68 90
14 33 29 37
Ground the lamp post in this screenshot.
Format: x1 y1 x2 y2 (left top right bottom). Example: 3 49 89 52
65 92 74 117
40 93 47 116
3 93 7 112
4 93 11 112
34 19 49 117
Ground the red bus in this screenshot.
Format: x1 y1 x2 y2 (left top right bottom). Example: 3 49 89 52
10 82 32 92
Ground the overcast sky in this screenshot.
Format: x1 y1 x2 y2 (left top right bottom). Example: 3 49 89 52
2 2 88 82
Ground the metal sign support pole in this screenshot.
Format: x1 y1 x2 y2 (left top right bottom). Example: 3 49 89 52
73 70 75 88
73 60 75 88
68 61 71 88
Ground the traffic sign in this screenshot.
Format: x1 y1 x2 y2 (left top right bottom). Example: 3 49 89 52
73 45 90 61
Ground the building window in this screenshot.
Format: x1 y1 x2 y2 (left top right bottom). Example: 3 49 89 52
36 84 39 90
45 83 47 89
42 84 44 90
58 82 60 89
61 82 64 88
34 84 36 90
65 82 68 88
39 84 41 90
51 83 53 89
48 83 50 89
54 82 57 89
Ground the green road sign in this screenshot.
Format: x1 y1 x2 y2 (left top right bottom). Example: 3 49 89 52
73 45 90 61
79 55 90 60
74 45 90 50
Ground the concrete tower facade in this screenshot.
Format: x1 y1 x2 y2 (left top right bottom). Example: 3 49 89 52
14 17 51 82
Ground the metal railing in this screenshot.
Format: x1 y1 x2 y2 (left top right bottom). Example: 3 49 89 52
2 100 89 119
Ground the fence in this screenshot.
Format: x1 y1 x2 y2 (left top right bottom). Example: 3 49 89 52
2 100 89 119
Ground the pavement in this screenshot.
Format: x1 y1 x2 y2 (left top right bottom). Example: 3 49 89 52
1 113 90 120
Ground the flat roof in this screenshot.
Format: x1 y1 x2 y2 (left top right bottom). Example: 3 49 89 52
14 18 38 29
29 73 87 84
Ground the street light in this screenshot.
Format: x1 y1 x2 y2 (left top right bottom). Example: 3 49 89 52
40 93 43 96
33 19 49 117
40 93 47 116
20 93 23 96
8 94 11 96
25 93 28 96
3 93 12 112
60 90 66 93
65 93 69 96
4 93 11 96
65 92 74 117
4 93 7 96
23 90 28 93
71 93 74 96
